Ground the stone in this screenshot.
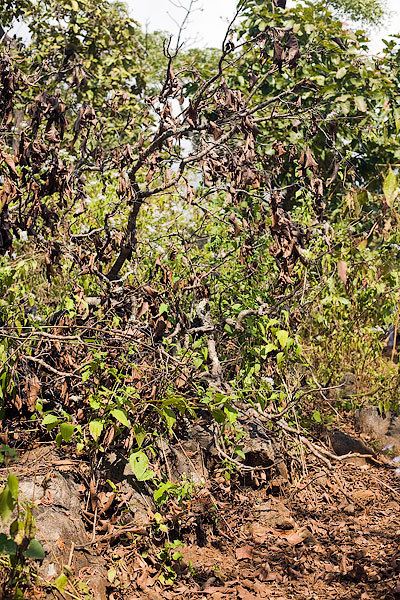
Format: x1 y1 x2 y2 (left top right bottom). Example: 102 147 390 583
355 407 400 455
253 499 295 530
0 447 107 600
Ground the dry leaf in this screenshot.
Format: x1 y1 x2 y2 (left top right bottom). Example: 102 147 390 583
337 259 347 284
237 587 258 600
235 544 253 561
25 375 41 411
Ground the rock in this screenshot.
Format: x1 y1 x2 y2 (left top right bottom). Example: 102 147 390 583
355 407 400 455
355 406 391 440
239 417 289 482
328 429 376 465
0 447 107 600
121 489 153 528
253 499 295 530
156 436 209 484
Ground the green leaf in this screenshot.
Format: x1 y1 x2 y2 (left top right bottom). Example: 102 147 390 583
154 482 171 504
55 573 68 592
24 539 45 560
133 424 146 448
89 420 103 442
158 303 168 315
383 169 398 208
0 487 15 522
70 0 79 11
276 330 289 349
110 409 130 428
0 533 17 555
129 451 155 481
211 408 226 423
262 343 277 355
7 474 18 500
162 407 176 431
60 423 74 442
42 414 59 431
224 404 238 425
354 96 367 112
312 410 322 423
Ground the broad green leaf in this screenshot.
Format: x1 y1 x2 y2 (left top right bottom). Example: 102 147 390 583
262 343 278 355
110 409 130 428
312 410 322 423
383 169 398 208
133 424 146 448
0 533 17 555
70 0 79 11
7 474 18 500
211 408 226 423
224 404 238 425
60 423 74 442
42 414 59 427
162 407 176 431
158 303 168 315
0 488 15 522
55 573 68 593
129 451 155 481
24 539 45 560
276 330 289 349
354 96 367 112
154 482 171 504
89 420 103 442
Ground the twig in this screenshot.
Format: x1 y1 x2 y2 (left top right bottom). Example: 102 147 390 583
22 356 77 378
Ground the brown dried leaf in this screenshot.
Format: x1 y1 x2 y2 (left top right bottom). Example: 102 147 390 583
1 150 18 176
237 588 258 600
235 544 254 561
273 41 284 72
45 123 60 143
25 375 41 412
299 145 318 173
285 32 300 67
337 259 347 284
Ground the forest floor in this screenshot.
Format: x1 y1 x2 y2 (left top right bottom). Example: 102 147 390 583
2 418 400 600
126 457 400 600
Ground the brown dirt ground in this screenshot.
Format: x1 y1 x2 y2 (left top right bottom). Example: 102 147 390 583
119 459 400 600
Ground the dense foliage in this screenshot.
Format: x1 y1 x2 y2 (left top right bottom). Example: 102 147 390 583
0 0 400 595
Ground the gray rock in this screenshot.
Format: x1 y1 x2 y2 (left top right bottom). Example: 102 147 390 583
355 406 400 455
0 447 107 600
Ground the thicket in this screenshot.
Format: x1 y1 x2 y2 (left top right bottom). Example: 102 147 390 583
0 0 400 594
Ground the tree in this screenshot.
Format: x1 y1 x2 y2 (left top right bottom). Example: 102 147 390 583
325 0 386 24
1 2 400 594
0 0 399 517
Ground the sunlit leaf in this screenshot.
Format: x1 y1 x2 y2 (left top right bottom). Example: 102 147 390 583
89 420 103 442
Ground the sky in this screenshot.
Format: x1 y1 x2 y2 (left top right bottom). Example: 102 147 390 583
128 0 400 51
